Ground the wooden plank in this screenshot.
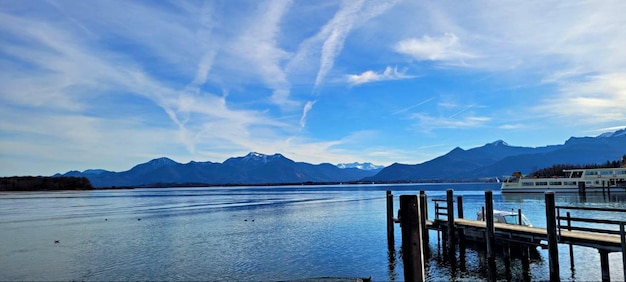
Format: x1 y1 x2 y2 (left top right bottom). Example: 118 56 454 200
451 218 623 251
557 216 625 225
556 206 626 213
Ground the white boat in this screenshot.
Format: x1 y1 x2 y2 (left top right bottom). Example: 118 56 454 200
476 209 533 227
501 167 626 193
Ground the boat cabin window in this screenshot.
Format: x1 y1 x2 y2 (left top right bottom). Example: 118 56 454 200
522 182 534 186
585 171 599 176
502 215 519 224
569 171 583 178
549 181 562 185
600 170 613 176
617 170 626 175
564 181 576 185
501 214 532 226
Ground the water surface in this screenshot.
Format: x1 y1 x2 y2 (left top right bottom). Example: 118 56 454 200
1 183 624 281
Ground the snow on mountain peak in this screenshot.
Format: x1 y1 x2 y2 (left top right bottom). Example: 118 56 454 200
598 128 626 138
336 162 384 170
488 140 509 146
242 152 283 164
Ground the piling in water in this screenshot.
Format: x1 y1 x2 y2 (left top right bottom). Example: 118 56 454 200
386 190 394 249
399 195 424 282
545 192 560 282
446 189 455 259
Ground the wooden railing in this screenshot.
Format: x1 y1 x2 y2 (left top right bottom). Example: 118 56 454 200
556 205 626 236
432 198 447 220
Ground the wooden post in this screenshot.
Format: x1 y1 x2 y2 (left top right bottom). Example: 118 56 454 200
518 209 522 225
567 212 574 270
457 195 464 219
399 195 424 282
420 190 428 220
481 206 485 221
599 250 610 282
578 181 586 194
621 222 626 282
419 193 429 250
446 189 455 258
457 195 466 249
521 245 530 273
386 191 394 248
619 222 626 281
545 192 560 282
485 190 496 267
504 242 512 280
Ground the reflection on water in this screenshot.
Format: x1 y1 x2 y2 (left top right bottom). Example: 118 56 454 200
0 184 624 281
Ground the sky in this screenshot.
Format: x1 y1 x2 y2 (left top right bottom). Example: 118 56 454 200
2 0 626 176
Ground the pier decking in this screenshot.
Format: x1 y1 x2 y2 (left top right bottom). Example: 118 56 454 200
387 190 626 282
438 218 623 251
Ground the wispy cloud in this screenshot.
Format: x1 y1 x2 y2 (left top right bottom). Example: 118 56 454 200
3 0 626 176
411 113 491 131
300 100 317 128
228 0 295 108
499 124 527 130
346 66 413 86
394 33 476 65
534 73 626 124
312 1 398 89
0 2 298 173
408 98 490 131
393 97 434 115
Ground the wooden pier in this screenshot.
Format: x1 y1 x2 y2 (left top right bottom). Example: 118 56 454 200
387 189 626 282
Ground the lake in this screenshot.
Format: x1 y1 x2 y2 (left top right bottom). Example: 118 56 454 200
1 183 625 281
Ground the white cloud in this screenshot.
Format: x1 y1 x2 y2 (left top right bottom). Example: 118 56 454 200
0 3 299 174
347 66 413 86
299 100 317 128
394 33 476 64
534 73 626 124
311 0 398 88
410 113 491 131
499 124 527 130
314 0 363 88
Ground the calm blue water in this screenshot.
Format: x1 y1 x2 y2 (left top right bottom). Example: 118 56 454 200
1 183 624 281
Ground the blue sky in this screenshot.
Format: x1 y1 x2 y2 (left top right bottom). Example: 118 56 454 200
2 0 626 176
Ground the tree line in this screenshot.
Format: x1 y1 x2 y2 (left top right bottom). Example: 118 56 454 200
0 176 94 191
529 155 626 178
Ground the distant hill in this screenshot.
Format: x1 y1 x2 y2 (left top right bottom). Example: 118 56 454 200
58 152 380 188
365 128 626 182
0 176 93 191
56 128 626 187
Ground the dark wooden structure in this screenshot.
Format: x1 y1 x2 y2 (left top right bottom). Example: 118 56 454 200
387 189 626 282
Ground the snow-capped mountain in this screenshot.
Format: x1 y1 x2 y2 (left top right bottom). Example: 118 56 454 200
59 152 379 187
598 128 626 138
336 162 384 171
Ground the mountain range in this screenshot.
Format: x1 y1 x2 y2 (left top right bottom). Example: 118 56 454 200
58 128 626 187
59 152 382 188
366 128 626 182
